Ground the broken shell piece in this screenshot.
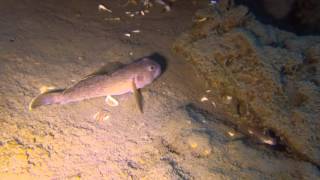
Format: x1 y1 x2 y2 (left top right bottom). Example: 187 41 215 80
196 17 207 22
211 101 217 108
124 33 131 37
93 110 110 121
203 149 211 156
164 5 171 12
104 17 121 21
93 112 100 119
105 95 119 106
228 131 235 137
200 96 208 102
206 89 211 93
140 11 145 16
131 30 141 33
103 115 110 121
246 127 277 145
263 139 274 145
189 142 198 149
39 86 57 93
222 95 233 104
98 4 112 13
209 0 218 5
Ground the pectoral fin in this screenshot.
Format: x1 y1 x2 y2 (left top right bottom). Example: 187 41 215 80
132 79 143 113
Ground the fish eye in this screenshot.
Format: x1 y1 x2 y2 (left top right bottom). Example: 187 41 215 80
148 65 155 71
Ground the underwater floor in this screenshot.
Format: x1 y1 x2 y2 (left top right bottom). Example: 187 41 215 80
0 0 319 179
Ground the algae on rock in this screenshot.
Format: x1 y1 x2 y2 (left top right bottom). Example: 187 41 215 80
173 3 320 166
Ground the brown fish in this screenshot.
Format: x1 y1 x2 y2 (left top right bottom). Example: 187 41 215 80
29 57 162 111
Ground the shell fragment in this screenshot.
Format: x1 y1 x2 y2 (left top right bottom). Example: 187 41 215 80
105 95 119 106
98 4 112 13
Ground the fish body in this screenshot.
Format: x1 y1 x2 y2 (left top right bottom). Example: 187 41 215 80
29 57 161 110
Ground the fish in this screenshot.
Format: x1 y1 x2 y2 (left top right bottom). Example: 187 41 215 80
29 57 162 112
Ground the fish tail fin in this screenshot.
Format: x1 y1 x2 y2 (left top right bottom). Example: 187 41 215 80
29 89 64 111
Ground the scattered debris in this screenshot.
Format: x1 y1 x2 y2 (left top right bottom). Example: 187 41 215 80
195 17 207 23
228 131 235 137
39 86 56 93
131 29 141 33
103 115 110 121
200 96 208 102
93 112 99 119
211 101 216 108
245 127 277 146
124 33 131 37
105 95 119 106
104 17 121 21
125 9 149 18
154 0 171 12
93 110 110 121
222 95 233 104
209 0 218 5
98 4 112 13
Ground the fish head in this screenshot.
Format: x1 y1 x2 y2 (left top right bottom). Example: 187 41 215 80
134 58 162 88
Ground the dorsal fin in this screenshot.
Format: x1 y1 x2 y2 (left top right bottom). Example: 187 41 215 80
63 62 125 94
84 61 125 78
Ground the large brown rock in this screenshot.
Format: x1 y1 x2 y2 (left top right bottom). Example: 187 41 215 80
173 4 320 166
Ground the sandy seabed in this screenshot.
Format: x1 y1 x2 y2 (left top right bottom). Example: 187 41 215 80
0 0 319 179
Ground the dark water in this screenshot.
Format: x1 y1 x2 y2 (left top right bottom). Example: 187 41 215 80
235 0 320 35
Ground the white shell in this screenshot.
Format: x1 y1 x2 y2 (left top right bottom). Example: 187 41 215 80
105 95 119 106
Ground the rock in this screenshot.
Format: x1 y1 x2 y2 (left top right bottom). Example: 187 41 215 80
173 4 320 166
158 106 320 179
